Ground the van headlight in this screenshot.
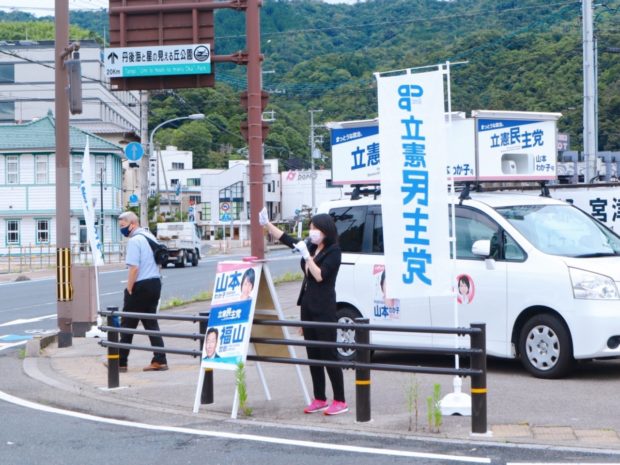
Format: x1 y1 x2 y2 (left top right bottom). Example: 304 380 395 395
569 267 620 300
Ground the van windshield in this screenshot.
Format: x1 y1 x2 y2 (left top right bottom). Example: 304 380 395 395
495 204 620 257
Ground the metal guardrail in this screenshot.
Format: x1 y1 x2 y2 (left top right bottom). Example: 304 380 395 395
0 242 127 273
99 307 487 433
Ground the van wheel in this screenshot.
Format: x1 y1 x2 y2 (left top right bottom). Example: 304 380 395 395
335 306 362 361
518 314 574 379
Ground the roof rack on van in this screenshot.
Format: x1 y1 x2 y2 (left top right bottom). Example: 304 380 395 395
455 180 552 199
347 184 381 200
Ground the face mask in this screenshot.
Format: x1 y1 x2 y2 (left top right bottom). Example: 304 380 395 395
308 229 323 245
120 225 131 237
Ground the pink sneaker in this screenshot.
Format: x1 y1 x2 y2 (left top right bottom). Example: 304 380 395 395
304 399 329 414
324 400 349 416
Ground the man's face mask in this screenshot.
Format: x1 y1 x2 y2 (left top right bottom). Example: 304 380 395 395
120 225 131 237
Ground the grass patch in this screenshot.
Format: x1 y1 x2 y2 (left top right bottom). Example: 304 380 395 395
273 272 303 284
160 291 213 310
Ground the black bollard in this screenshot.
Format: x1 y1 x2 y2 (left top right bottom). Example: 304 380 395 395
355 318 371 422
106 307 120 389
201 368 214 404
470 322 487 434
198 312 214 404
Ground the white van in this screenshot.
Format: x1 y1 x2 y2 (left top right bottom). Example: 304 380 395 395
318 191 620 378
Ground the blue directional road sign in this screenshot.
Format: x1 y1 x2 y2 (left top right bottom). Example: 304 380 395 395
129 193 139 206
124 142 144 162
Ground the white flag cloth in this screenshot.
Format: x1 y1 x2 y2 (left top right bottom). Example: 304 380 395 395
79 137 104 266
375 69 451 298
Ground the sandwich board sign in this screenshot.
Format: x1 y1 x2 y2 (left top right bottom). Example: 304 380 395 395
193 260 310 417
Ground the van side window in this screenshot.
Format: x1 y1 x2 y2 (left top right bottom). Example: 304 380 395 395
455 207 526 261
371 209 383 253
504 233 526 261
329 206 367 253
455 209 499 259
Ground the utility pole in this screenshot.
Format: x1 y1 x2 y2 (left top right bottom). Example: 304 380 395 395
55 0 73 347
247 0 265 259
309 109 323 213
582 0 596 183
139 90 149 227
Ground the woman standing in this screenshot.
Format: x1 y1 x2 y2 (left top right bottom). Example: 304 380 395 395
259 208 347 415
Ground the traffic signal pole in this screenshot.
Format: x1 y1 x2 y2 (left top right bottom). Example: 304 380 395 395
246 0 265 259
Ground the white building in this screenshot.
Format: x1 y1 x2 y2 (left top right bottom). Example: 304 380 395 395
199 160 281 242
0 40 140 143
0 115 124 255
280 169 345 220
148 145 220 219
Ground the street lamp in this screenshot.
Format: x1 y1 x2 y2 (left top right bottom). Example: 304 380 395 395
149 113 205 219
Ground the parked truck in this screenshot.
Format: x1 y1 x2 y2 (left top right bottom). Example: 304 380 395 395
156 222 202 268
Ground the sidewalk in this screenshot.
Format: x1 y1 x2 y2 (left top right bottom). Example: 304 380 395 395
9 279 620 451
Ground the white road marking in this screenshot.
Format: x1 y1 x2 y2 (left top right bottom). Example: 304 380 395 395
0 314 56 327
0 341 28 352
0 390 489 463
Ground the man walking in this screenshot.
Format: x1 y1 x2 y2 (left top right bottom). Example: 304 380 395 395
117 211 168 372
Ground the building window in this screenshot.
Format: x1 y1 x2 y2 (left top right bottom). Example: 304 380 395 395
6 155 19 184
232 202 242 220
6 219 20 245
170 179 179 185
171 162 184 170
220 182 244 220
72 155 83 183
0 64 15 83
187 178 201 187
0 101 14 121
200 203 211 221
36 219 50 244
35 155 48 184
95 156 106 182
189 195 201 205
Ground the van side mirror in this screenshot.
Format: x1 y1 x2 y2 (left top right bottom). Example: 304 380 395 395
472 239 491 257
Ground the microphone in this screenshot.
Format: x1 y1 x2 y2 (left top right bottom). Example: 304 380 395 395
292 237 312 253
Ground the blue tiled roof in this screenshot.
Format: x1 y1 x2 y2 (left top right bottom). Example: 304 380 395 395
0 114 123 153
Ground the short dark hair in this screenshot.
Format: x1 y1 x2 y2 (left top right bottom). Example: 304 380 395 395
241 268 255 288
207 327 219 340
310 213 338 247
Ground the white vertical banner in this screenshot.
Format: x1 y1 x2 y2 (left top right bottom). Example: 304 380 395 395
375 69 451 298
79 137 104 266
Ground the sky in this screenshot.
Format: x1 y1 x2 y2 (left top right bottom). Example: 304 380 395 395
0 0 360 16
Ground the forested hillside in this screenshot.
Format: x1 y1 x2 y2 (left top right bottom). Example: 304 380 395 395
0 0 619 169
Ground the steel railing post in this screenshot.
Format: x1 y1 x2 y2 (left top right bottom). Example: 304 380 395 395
470 322 487 434
355 318 371 422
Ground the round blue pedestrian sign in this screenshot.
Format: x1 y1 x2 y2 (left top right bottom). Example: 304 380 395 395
129 193 139 205
124 142 144 162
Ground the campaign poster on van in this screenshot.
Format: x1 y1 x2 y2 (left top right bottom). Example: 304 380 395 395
200 261 261 370
476 118 557 181
375 69 451 298
372 265 401 320
328 120 380 185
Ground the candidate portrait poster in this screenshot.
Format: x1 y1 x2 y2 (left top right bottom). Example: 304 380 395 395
200 261 261 370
